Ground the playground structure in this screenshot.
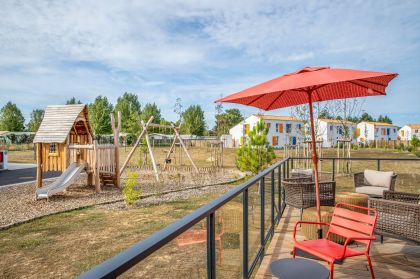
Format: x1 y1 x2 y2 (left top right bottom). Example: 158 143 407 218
120 116 199 182
33 105 120 198
207 140 224 168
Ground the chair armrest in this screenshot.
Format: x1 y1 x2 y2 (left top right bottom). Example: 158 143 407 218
389 174 398 192
293 221 330 241
383 190 420 203
353 172 365 188
341 236 376 258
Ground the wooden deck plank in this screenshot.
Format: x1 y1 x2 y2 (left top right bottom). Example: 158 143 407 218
255 206 420 279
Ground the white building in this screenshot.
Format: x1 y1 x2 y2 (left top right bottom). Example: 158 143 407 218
316 119 356 148
398 124 420 141
229 114 304 148
357 122 398 144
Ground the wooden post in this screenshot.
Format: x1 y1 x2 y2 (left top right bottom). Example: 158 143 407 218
174 127 199 173
142 120 160 182
36 143 43 188
93 140 100 192
111 112 121 188
119 116 154 175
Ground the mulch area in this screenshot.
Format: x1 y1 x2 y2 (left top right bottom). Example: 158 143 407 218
0 168 245 229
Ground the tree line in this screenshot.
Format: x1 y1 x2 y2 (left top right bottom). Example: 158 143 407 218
0 93 245 137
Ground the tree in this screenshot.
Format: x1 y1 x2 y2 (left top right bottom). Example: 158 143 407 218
236 120 275 174
359 112 375 122
377 115 393 124
141 103 162 123
214 108 244 136
66 97 82 104
88 96 113 134
173 97 183 121
115 92 141 133
27 109 44 132
0 102 25 131
181 105 206 136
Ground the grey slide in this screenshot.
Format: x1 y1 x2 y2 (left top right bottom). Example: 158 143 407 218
36 162 86 200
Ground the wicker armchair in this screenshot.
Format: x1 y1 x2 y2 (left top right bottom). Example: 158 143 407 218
283 177 336 220
290 169 334 182
369 191 420 243
354 171 397 197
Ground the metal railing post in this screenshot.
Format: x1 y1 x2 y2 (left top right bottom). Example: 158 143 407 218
377 159 381 171
286 159 290 177
332 158 335 181
260 176 265 260
271 170 275 236
243 190 249 279
207 213 216 279
277 165 282 220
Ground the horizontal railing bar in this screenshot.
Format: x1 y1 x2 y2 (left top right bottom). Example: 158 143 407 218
290 157 420 161
78 158 289 279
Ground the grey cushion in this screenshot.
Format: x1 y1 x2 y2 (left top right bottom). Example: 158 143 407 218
356 186 385 197
364 169 394 189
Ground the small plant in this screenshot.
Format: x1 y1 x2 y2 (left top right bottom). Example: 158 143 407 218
410 135 420 150
351 144 358 150
236 120 276 174
122 171 142 206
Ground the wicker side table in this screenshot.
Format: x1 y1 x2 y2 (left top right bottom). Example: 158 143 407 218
301 206 345 244
336 192 368 213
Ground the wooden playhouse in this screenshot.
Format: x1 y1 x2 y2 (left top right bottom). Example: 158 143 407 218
33 104 120 191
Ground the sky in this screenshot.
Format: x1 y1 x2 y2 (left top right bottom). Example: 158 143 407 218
1 0 420 128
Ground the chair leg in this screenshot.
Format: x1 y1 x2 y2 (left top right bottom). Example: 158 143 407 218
330 262 334 279
299 208 303 227
366 255 375 279
292 247 296 258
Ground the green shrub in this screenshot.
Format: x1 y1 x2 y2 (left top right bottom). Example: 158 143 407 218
410 135 420 149
123 171 142 205
351 144 358 150
236 120 275 174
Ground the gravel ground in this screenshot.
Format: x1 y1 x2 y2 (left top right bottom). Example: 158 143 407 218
0 168 244 228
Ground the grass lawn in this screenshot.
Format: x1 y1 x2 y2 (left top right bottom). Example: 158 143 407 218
1 146 419 278
0 189 241 278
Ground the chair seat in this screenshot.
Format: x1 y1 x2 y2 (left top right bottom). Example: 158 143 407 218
295 239 364 263
356 186 385 197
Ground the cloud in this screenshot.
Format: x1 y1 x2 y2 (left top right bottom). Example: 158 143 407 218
0 0 420 127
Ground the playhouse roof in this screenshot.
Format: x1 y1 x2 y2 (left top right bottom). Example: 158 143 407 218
33 104 92 143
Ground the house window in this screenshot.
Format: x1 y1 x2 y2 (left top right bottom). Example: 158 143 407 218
415 129 418 133
393 128 396 133
330 125 333 131
49 143 57 155
244 124 250 134
266 123 271 130
297 124 301 130
275 123 279 132
357 128 361 137
286 124 292 133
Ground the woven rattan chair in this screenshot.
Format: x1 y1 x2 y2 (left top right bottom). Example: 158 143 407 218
283 177 336 220
290 169 334 182
354 171 397 197
369 191 419 243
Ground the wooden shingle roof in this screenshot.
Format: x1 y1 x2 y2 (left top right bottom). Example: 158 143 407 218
33 104 91 143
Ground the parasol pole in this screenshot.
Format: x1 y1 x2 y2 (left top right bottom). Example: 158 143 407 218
307 90 323 239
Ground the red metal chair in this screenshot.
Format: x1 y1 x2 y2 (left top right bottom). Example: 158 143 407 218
293 203 378 279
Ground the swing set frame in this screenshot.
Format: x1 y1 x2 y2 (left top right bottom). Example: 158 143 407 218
120 116 199 182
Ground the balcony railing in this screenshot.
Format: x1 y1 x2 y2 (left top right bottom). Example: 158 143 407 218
78 158 290 279
78 156 420 279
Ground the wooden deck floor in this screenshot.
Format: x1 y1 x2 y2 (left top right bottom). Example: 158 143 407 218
255 206 420 279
